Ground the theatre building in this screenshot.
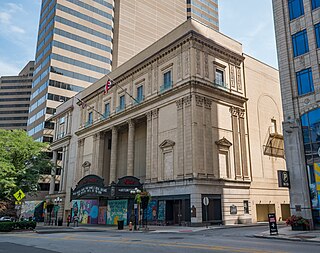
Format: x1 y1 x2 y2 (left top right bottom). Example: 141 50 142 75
48 19 289 226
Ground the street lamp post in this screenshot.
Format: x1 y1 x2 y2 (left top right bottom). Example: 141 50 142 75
54 197 62 226
130 188 141 230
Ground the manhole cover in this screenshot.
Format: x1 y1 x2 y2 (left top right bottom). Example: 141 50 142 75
168 237 184 240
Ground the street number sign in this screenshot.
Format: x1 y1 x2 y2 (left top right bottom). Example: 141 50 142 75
13 189 25 201
203 197 209 206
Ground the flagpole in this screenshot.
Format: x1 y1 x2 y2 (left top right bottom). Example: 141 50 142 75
75 97 105 118
106 74 140 104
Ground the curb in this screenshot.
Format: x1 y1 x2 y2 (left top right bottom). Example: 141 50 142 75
252 234 320 244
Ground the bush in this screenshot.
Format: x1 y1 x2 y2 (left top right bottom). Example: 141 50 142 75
0 221 36 232
0 222 14 232
285 215 310 227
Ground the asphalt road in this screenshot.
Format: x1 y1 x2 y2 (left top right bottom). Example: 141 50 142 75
0 225 319 253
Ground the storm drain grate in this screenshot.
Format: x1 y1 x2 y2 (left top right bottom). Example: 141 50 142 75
168 237 184 240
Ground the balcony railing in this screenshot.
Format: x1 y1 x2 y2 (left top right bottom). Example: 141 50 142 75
133 95 145 105
116 105 125 113
160 81 173 93
213 80 228 90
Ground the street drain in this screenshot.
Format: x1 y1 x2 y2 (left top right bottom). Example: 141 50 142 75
168 237 184 240
131 240 141 242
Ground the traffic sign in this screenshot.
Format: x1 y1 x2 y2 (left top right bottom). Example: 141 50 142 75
13 189 25 201
15 201 22 205
203 197 209 206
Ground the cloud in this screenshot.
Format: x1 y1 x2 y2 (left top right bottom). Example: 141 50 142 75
0 2 25 34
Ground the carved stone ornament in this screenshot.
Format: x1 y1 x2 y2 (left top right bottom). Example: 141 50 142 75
159 139 176 148
230 107 239 117
82 161 91 169
152 109 158 119
148 68 152 94
176 99 183 110
204 52 209 78
184 95 192 107
204 98 212 109
195 95 204 107
196 49 201 75
236 67 242 90
146 111 152 121
230 65 235 88
78 139 85 146
238 109 245 118
215 137 232 147
184 50 189 75
177 53 182 80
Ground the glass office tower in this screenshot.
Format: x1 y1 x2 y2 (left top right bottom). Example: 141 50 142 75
273 0 320 225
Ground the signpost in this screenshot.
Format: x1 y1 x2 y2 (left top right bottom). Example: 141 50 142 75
203 197 209 228
268 213 278 235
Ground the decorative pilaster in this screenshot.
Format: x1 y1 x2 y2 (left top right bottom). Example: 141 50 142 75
127 119 135 176
67 111 72 134
59 146 66 192
62 146 69 192
146 111 152 181
176 99 184 177
49 150 58 194
238 109 249 178
110 126 118 183
96 132 105 177
184 95 193 176
204 98 213 176
76 139 85 181
194 95 204 175
152 109 159 180
230 107 242 178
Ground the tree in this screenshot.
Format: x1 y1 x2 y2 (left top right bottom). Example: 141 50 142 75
0 129 52 200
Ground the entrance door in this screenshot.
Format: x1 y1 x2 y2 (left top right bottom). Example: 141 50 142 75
256 204 276 222
173 200 183 225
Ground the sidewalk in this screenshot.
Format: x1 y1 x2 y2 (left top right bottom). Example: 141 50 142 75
253 226 320 243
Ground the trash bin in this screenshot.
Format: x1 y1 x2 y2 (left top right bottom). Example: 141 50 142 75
58 218 63 226
117 220 124 230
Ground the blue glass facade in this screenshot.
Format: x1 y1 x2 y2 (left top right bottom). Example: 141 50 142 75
292 29 309 57
301 108 320 224
288 0 304 20
296 68 314 95
312 0 320 9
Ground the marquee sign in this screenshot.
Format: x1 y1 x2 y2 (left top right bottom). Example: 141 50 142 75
71 175 143 200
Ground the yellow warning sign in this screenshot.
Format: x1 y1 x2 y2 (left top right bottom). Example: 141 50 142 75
13 189 25 201
15 201 22 205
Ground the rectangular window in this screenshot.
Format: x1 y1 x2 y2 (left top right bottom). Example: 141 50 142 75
292 29 309 57
104 103 110 118
137 85 143 102
163 71 172 89
215 69 224 85
315 23 320 48
244 201 249 214
88 111 93 124
271 119 277 134
312 0 320 9
119 95 125 109
296 68 314 95
288 0 304 20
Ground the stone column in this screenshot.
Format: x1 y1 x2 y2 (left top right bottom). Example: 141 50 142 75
67 111 72 134
59 146 66 192
96 132 105 177
109 126 118 183
239 109 249 178
145 111 152 182
176 99 184 177
127 120 135 176
49 150 58 194
62 146 69 192
184 95 193 177
230 107 241 178
204 98 213 176
152 109 159 180
194 95 204 175
76 139 84 182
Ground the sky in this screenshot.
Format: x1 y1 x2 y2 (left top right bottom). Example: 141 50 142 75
0 0 278 77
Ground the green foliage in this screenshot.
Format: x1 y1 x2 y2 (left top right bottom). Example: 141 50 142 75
0 129 51 200
0 221 37 232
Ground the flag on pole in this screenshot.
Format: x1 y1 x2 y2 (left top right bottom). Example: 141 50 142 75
104 79 112 94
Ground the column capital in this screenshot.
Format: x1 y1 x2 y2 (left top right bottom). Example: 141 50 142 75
230 107 239 117
195 95 204 107
204 97 212 109
183 95 192 107
176 98 184 110
78 138 85 146
147 111 152 121
127 119 135 128
152 108 158 119
238 108 245 118
111 126 118 133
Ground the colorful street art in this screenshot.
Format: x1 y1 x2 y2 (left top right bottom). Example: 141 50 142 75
158 200 166 221
21 201 42 219
107 199 128 225
313 163 320 208
72 200 99 224
147 200 157 221
98 206 107 224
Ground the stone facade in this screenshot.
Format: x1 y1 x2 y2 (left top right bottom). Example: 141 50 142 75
50 20 289 225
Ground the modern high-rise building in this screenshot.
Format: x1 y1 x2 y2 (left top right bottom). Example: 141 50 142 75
0 61 34 130
28 0 219 142
272 0 320 226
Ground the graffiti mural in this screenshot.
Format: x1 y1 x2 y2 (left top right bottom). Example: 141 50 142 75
72 200 99 224
21 201 42 219
147 200 157 222
107 200 128 225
